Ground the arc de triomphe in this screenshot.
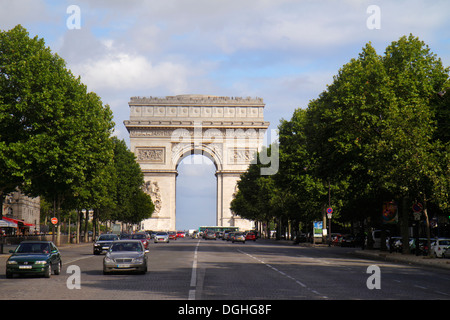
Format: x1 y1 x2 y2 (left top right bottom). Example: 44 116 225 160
124 94 270 231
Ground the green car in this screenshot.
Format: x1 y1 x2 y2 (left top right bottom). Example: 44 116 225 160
6 241 62 278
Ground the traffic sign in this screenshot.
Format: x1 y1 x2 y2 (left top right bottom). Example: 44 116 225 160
51 217 58 225
326 207 333 214
412 203 423 213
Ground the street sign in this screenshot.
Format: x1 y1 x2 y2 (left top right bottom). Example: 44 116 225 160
51 217 58 225
327 213 332 219
326 207 333 219
412 203 423 213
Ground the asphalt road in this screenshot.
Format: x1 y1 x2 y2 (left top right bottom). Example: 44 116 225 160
1 237 449 301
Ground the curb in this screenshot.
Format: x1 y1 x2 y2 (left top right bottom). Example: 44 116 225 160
354 249 450 271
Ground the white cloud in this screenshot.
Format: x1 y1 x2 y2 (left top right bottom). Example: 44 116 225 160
72 50 190 93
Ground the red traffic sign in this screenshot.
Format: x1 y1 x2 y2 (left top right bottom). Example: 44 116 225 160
412 203 423 213
51 217 58 225
326 207 333 214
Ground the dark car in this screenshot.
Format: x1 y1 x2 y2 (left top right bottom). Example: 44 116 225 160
94 234 119 255
6 241 62 278
339 234 356 247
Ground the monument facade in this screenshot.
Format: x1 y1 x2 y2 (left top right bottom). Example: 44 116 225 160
124 95 270 231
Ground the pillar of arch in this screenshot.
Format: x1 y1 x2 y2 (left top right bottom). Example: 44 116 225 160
124 95 269 231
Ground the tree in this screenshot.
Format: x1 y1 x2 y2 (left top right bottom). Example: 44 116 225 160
303 35 449 252
0 25 115 244
110 137 154 227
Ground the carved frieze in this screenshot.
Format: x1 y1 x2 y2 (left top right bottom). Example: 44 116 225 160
143 181 162 215
229 148 257 164
136 147 165 163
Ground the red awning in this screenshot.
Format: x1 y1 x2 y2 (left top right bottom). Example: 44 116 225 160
3 216 34 227
0 219 17 227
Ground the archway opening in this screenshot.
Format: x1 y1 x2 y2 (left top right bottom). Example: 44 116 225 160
175 154 217 230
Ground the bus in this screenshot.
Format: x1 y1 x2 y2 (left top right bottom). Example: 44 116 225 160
198 226 239 234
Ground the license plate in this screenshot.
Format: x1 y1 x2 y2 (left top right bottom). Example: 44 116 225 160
117 264 131 268
19 265 32 269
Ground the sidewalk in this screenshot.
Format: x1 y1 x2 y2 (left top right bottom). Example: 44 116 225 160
354 249 450 271
259 238 450 271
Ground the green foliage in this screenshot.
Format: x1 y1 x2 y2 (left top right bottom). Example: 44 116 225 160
232 34 449 233
0 25 153 230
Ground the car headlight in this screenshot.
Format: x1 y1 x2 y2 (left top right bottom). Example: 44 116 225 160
7 260 17 265
133 256 145 263
104 255 113 263
35 261 47 265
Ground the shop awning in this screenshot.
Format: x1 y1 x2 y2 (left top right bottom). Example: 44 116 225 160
0 219 17 228
2 217 34 227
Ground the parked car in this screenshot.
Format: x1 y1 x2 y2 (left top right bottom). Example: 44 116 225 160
154 232 170 243
442 246 450 259
330 233 342 246
131 233 149 249
103 240 149 274
6 241 62 278
431 238 450 258
232 232 246 243
339 234 356 247
94 234 119 255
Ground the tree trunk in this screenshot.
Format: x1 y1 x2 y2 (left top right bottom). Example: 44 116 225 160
400 197 410 254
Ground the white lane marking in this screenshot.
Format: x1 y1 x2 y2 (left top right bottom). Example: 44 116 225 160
64 255 95 264
188 240 201 300
238 249 328 299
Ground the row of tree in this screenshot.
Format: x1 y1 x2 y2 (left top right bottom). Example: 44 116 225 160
0 25 154 244
231 35 449 253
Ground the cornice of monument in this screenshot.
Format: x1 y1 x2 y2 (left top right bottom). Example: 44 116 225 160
123 120 270 130
129 94 265 107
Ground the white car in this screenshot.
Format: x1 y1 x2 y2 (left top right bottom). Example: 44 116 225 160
443 246 450 259
154 232 170 243
431 238 450 258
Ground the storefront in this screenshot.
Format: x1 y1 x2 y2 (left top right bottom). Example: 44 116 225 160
1 217 34 236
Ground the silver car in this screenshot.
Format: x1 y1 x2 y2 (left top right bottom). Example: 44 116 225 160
154 232 170 243
103 240 149 274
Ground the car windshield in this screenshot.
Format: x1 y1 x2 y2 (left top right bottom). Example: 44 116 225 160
156 232 167 236
110 242 143 252
16 243 51 254
98 234 118 241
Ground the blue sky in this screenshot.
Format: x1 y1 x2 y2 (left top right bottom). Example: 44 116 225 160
2 0 449 230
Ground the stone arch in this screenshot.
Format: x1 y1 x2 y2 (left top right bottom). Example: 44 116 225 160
124 95 269 231
173 143 223 172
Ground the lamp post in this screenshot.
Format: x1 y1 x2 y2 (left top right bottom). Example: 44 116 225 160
327 180 332 247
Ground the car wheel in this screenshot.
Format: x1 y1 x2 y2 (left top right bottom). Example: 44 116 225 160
54 261 62 275
6 271 13 279
44 264 52 278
